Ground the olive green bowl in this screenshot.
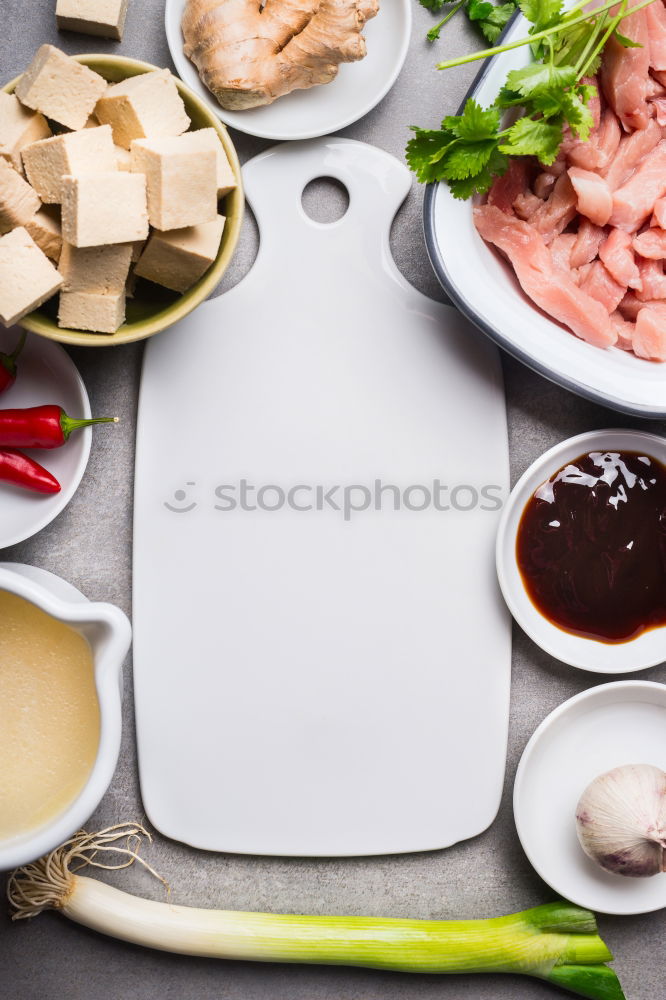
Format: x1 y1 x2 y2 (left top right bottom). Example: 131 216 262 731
3 55 244 347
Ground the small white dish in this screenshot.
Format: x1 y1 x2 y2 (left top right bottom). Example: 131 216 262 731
165 0 411 140
423 7 666 418
0 328 92 549
496 428 666 673
514 680 666 915
0 563 131 870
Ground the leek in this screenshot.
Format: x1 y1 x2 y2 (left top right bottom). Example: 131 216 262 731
8 825 625 1000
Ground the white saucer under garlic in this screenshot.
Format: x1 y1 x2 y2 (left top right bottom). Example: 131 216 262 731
576 764 666 878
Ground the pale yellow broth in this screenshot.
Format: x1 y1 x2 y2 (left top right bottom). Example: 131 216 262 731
0 591 100 841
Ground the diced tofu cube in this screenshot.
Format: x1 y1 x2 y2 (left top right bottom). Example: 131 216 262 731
0 227 63 326
182 128 237 198
59 241 132 292
61 172 148 247
25 207 62 262
95 70 190 150
56 0 130 41
15 45 107 131
115 145 131 171
125 266 137 298
22 125 117 204
58 288 125 333
0 93 51 175
0 159 41 235
134 215 225 292
131 135 217 230
130 239 145 262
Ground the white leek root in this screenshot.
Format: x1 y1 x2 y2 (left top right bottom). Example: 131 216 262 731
8 824 625 1000
181 0 379 110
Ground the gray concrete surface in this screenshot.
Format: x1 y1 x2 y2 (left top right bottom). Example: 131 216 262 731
1 2 665 998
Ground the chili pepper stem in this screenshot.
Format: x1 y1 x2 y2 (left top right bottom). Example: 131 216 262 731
60 415 119 441
0 330 27 376
6 330 27 364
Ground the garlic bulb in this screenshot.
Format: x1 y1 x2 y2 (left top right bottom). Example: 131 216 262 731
575 764 666 878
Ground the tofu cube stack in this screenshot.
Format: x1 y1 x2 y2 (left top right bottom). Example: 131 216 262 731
0 45 235 334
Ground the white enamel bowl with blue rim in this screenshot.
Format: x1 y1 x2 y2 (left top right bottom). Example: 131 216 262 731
423 11 666 418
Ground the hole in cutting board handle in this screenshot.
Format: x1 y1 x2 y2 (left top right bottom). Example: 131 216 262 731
301 177 350 224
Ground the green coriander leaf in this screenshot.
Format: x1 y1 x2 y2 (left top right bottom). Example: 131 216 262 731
441 139 498 179
613 29 642 48
553 22 592 70
559 87 595 140
467 0 494 21
406 127 457 183
442 98 501 141
498 116 563 163
448 148 509 199
581 51 603 76
473 2 517 44
418 0 447 11
496 85 525 108
529 92 566 118
505 62 577 99
518 0 562 33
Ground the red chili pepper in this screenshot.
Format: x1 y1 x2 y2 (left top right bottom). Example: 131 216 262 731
0 449 61 494
0 331 27 394
0 406 118 449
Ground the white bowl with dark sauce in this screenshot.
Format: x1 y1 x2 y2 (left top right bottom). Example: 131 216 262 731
496 429 666 672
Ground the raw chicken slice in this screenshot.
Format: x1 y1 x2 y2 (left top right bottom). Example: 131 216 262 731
602 118 660 189
636 257 666 299
619 290 648 320
599 228 642 289
633 228 666 259
592 109 622 172
635 304 666 360
568 107 621 172
600 1 650 131
646 74 666 98
653 197 666 228
487 158 531 215
646 1 666 72
550 232 577 272
570 219 607 268
568 167 613 226
534 172 557 199
648 97 666 126
473 205 617 348
543 154 567 177
609 141 666 231
575 262 595 285
579 260 627 313
514 191 543 221
531 174 578 244
610 311 636 351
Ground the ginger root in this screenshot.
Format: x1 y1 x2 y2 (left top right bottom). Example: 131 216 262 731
182 0 380 110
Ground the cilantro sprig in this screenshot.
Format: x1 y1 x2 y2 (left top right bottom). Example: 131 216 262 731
408 0 659 199
420 0 518 45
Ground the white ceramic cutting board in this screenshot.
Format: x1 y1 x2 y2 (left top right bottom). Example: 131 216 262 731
133 138 511 856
